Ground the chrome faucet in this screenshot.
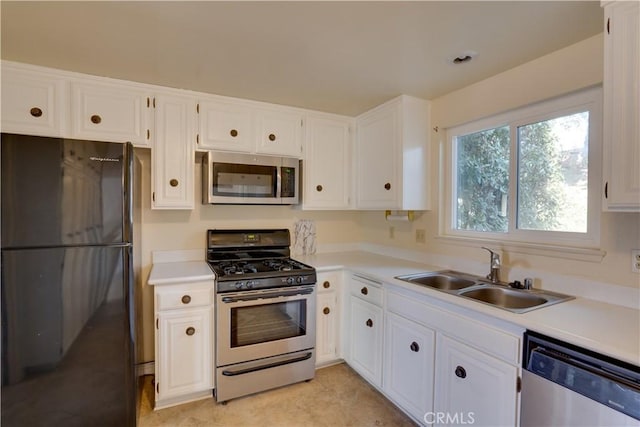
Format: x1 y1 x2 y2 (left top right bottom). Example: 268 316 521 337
481 247 501 283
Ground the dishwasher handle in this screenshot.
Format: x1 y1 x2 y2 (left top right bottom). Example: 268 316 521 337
527 348 640 420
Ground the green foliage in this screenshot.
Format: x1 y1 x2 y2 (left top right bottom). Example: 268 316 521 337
455 122 566 232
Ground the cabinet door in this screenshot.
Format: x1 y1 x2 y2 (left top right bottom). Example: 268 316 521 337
71 81 151 147
303 115 352 209
356 102 399 209
316 291 339 366
384 312 435 424
1 65 66 137
152 94 197 209
349 296 383 387
434 334 518 427
603 1 640 211
156 307 213 400
256 109 303 157
197 99 253 152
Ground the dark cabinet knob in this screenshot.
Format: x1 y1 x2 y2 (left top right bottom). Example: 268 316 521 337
169 179 179 187
366 318 373 327
323 281 330 289
230 129 238 137
360 287 368 295
384 182 391 190
316 185 323 192
181 295 191 304
410 341 420 352
455 366 467 379
186 327 195 336
268 133 276 141
323 307 330 315
30 107 43 117
90 114 102 124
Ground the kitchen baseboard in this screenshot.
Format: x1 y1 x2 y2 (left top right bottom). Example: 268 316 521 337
136 361 155 377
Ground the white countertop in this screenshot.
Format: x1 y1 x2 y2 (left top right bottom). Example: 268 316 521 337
147 250 639 366
148 261 215 285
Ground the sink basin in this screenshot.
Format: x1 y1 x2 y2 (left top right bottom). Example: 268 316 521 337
458 287 548 309
395 272 477 291
395 270 574 313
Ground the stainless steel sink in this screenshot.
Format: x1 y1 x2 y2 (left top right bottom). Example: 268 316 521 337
394 271 476 291
394 270 574 313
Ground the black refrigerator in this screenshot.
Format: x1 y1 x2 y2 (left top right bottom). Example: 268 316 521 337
1 133 137 426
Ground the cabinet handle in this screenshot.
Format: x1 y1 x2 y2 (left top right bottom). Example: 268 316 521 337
169 179 179 187
604 182 608 199
384 182 391 190
366 318 373 327
230 129 238 137
181 295 191 304
323 307 330 315
455 366 467 379
186 327 195 336
316 185 323 192
323 281 330 289
268 133 276 141
90 114 102 124
30 107 43 118
360 286 368 295
410 341 420 352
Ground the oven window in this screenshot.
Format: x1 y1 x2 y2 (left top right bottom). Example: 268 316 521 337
230 299 307 347
212 163 277 198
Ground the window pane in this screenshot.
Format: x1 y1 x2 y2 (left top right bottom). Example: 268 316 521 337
517 112 589 233
455 126 510 232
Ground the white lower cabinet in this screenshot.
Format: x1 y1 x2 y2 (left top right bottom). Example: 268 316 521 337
433 334 519 427
349 295 383 387
154 281 214 409
315 271 341 366
383 312 435 424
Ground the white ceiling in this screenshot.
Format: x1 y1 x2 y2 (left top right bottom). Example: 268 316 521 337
1 1 603 116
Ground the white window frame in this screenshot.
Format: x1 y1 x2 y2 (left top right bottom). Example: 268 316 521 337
441 86 603 256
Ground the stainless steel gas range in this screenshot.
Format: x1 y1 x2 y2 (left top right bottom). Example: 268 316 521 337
207 229 317 403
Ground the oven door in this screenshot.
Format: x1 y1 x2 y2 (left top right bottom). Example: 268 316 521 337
216 285 316 367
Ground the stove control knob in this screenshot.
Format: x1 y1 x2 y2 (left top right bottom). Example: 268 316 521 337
286 277 295 285
246 281 255 289
235 282 244 289
296 276 304 284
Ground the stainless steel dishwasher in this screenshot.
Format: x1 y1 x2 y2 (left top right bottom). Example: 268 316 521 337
521 331 640 426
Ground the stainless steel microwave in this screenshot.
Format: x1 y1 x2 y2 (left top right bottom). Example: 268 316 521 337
202 151 300 205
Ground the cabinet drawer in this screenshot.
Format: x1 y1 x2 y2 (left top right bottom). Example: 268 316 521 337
387 291 521 364
350 275 383 306
156 284 213 311
317 270 341 294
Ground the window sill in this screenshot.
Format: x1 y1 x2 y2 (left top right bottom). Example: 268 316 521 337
435 234 606 263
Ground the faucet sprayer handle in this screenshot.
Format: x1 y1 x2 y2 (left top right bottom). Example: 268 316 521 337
481 247 501 266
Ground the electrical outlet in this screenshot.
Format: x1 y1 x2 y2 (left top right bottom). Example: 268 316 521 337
632 249 640 273
415 229 426 244
389 226 395 239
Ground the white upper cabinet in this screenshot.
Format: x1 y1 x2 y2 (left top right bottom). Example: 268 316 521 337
355 95 431 210
602 1 640 211
255 108 303 157
70 80 152 147
151 93 197 209
197 98 254 152
303 113 353 209
1 62 67 137
197 97 303 158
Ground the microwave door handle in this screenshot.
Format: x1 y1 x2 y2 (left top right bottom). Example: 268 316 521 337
276 165 282 200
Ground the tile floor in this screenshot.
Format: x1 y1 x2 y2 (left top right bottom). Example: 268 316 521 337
138 363 417 426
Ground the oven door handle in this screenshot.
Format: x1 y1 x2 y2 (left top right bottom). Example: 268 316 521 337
221 352 313 377
220 287 314 303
